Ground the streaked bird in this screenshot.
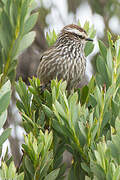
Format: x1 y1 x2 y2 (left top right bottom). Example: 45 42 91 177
37 24 93 90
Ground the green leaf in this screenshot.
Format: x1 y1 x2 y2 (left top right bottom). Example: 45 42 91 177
95 73 104 87
78 121 87 146
85 41 94 57
115 38 120 59
25 156 34 176
0 110 7 129
89 25 96 38
52 120 65 137
81 162 91 175
54 100 67 120
85 176 91 180
91 120 99 142
83 21 89 32
68 165 78 180
24 13 38 35
115 117 120 136
15 78 32 115
91 163 106 180
101 112 110 132
94 86 102 109
7 59 17 75
69 92 78 107
88 94 97 108
42 105 53 118
44 90 52 108
96 55 110 88
107 31 114 48
80 85 89 105
98 40 107 60
108 134 120 165
0 80 11 115
105 85 115 103
20 1 29 30
44 168 60 180
70 104 78 128
8 161 16 178
46 30 57 46
0 128 11 146
113 166 120 180
9 1 18 27
106 48 113 77
16 31 36 57
16 172 24 180
0 11 13 54
111 100 119 118
52 120 74 142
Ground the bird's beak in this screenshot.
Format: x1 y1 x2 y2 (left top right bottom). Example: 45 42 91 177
86 38 93 42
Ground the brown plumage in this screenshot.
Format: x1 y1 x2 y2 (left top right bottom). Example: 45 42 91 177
37 24 93 90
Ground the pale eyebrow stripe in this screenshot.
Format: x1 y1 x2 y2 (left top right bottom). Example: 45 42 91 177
65 28 83 35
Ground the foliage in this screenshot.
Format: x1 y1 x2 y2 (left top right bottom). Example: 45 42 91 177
0 161 24 180
0 80 11 159
0 79 21 179
89 118 120 180
0 0 120 179
0 0 38 178
21 131 60 180
15 24 120 179
0 79 11 166
0 0 38 86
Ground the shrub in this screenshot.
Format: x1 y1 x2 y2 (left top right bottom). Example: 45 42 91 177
0 0 120 179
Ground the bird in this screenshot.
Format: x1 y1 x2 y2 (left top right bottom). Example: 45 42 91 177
37 24 93 91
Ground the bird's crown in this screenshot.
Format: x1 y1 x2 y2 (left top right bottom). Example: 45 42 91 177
61 24 93 41
63 24 87 39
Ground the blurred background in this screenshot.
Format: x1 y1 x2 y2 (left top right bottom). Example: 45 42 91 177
1 0 120 166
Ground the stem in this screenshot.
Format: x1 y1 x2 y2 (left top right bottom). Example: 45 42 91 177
97 92 104 138
73 131 88 162
113 56 117 84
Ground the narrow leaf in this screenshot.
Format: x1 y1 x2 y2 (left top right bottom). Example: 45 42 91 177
0 80 11 115
98 40 107 60
0 128 11 146
44 168 60 180
16 31 36 57
0 110 7 129
24 13 38 34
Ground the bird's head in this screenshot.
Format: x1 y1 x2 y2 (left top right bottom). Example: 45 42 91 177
60 24 93 44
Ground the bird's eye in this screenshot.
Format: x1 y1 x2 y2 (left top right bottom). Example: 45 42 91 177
72 33 85 39
78 35 85 39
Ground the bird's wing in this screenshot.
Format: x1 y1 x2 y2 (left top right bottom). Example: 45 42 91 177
37 46 71 85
